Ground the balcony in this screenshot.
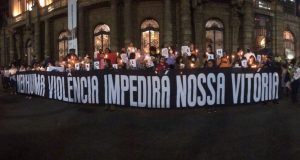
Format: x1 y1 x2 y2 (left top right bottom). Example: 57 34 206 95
42 0 67 15
11 11 28 24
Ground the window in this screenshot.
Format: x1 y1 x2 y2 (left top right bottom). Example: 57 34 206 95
255 15 272 50
26 0 34 11
25 40 33 65
283 31 295 59
94 24 110 52
58 31 69 57
12 0 22 16
281 0 296 15
205 19 224 53
141 19 160 54
39 0 53 7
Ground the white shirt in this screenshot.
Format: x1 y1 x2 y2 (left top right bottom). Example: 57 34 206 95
244 52 256 61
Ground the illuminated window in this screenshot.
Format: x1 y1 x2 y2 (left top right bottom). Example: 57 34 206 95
58 31 69 57
283 31 295 59
26 0 34 11
255 15 272 50
25 40 34 65
141 19 160 54
205 19 224 53
39 0 53 7
12 0 22 16
94 24 110 52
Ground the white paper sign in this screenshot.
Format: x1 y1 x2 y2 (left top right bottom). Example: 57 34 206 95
121 53 128 63
46 66 65 72
241 59 248 68
146 60 154 67
162 48 169 58
207 54 215 60
112 64 118 69
85 63 90 71
130 59 137 68
216 49 223 58
257 55 261 63
181 46 191 56
75 63 80 70
94 61 100 70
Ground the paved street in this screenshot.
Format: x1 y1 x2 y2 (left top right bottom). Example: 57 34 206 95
0 89 300 160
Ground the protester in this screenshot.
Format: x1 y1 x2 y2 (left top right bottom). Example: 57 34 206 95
8 64 18 95
281 64 290 97
218 56 231 68
155 56 167 73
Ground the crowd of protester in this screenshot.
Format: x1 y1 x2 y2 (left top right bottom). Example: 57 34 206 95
1 43 300 104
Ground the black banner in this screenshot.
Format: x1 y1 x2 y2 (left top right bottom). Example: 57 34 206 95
16 68 280 109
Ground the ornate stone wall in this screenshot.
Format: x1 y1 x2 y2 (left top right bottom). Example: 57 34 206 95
1 0 300 65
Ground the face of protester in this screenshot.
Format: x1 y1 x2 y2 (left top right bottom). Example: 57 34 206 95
249 57 255 64
104 48 109 53
160 58 165 64
206 47 212 53
207 61 214 68
238 50 244 57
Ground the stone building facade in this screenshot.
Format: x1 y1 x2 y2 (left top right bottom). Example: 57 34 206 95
0 0 300 65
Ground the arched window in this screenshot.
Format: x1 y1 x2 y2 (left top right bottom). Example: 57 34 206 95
283 31 295 59
58 31 69 57
25 40 33 65
94 24 110 52
205 19 224 53
141 19 160 54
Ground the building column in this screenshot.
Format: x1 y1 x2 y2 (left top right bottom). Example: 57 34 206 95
272 2 284 56
15 33 21 60
9 32 15 63
110 0 118 51
242 0 254 50
180 0 192 45
230 7 240 52
163 0 173 47
33 3 41 61
44 19 50 57
0 30 4 65
78 8 86 56
123 0 132 47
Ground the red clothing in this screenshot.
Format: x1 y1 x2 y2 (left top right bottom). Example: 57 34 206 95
155 63 167 73
107 52 117 64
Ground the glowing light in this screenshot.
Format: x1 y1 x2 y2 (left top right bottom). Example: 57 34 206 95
287 54 295 60
190 63 195 68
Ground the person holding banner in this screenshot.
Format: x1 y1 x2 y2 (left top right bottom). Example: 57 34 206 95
166 48 176 69
105 48 117 65
218 56 231 68
176 53 185 69
155 57 167 74
8 64 18 95
231 48 244 68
